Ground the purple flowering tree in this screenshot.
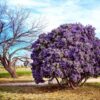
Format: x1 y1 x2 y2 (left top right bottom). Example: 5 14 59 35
31 23 100 88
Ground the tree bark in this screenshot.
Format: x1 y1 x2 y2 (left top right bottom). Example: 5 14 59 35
4 65 17 78
80 77 88 86
0 56 17 78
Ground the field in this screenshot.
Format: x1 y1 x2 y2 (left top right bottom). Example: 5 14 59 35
0 67 100 100
0 83 100 100
0 67 33 83
0 67 32 78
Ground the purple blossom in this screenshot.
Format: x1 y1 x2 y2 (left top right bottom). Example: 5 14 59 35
31 23 100 86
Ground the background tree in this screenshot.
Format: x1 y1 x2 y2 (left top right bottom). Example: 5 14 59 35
0 4 43 78
31 23 100 88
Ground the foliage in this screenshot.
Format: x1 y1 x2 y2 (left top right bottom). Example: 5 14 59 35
31 23 100 88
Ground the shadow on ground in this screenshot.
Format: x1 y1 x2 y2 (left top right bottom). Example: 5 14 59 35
0 84 66 94
0 83 100 94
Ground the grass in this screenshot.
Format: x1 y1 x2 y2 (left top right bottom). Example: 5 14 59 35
86 82 100 88
0 67 100 100
0 67 33 83
0 67 32 78
0 83 100 100
0 76 33 83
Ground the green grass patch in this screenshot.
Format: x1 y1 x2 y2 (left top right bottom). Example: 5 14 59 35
86 82 100 88
0 68 32 78
0 70 32 78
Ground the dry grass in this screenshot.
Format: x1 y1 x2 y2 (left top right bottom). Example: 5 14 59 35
0 83 100 100
0 67 100 100
0 76 33 83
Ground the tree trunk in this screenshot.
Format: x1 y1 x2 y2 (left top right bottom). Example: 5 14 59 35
4 65 17 78
0 56 17 78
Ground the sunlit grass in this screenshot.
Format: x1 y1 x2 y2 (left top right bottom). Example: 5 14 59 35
0 83 100 100
86 82 100 88
0 76 33 83
0 67 32 78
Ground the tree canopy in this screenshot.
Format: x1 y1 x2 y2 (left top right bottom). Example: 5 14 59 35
31 23 100 88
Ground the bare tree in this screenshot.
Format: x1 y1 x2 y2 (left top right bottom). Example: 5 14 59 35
0 4 43 78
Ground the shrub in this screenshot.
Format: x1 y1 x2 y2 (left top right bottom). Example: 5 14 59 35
31 23 100 88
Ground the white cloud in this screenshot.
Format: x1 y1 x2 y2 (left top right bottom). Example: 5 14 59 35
8 0 50 8
9 0 33 6
3 0 100 38
38 0 100 38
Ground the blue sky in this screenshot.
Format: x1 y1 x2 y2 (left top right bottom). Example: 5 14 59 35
1 0 100 38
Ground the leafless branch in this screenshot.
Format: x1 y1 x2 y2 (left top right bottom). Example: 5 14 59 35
0 4 44 68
